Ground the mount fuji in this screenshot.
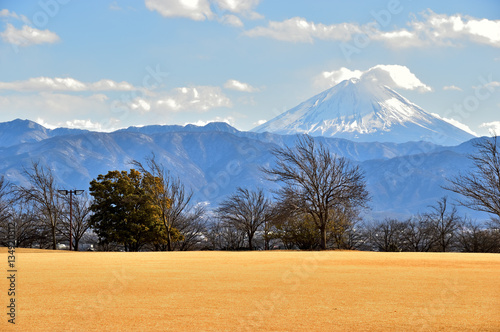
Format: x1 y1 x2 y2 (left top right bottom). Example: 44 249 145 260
253 78 474 146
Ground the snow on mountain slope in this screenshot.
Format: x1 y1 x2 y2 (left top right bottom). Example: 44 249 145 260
253 78 474 146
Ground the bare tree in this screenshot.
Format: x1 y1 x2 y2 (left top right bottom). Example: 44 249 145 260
216 187 271 250
58 192 93 251
173 204 207 251
401 215 435 252
0 177 10 226
329 205 363 250
426 196 462 252
132 155 194 251
269 189 322 250
204 219 224 250
204 218 246 250
0 177 14 246
13 161 62 250
367 219 406 252
263 135 369 250
262 202 278 250
0 201 42 248
446 136 500 227
457 221 500 253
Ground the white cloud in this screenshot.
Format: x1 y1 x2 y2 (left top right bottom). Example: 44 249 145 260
314 67 363 88
0 92 121 130
185 116 235 127
0 9 31 24
109 1 122 10
254 119 266 126
213 0 259 15
480 121 500 135
129 97 152 112
213 0 262 19
363 65 432 92
245 17 361 43
145 0 262 24
443 85 462 91
145 0 213 21
0 23 60 46
462 17 500 47
91 79 136 91
0 77 233 130
0 9 18 19
223 79 258 92
65 119 106 131
245 11 500 48
34 117 57 130
484 81 500 89
156 86 232 112
36 117 110 132
374 11 500 48
219 14 244 27
0 77 138 92
431 113 478 136
472 80 500 91
314 65 431 92
114 85 232 113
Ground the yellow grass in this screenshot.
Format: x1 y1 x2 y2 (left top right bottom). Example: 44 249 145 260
1 248 499 331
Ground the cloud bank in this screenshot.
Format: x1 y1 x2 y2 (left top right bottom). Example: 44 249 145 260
144 0 262 26
224 79 258 92
245 11 500 48
0 23 60 47
314 65 432 92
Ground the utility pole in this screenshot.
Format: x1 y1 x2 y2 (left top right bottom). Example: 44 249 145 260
58 190 84 251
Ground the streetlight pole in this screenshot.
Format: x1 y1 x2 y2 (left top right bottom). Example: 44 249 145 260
58 189 84 251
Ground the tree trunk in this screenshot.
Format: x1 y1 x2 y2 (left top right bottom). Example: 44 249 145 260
167 229 172 251
165 214 172 251
51 226 57 250
320 225 327 250
248 233 253 250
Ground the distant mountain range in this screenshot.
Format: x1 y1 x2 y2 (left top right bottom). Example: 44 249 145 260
0 119 89 148
253 78 474 146
0 118 491 221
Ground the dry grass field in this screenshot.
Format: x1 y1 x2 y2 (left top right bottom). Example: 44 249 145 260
1 248 499 331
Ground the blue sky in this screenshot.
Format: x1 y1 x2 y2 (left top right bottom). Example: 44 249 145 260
0 0 499 135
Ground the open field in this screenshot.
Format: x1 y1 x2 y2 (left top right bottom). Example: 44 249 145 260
1 249 499 331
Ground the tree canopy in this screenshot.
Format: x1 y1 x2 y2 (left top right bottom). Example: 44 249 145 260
263 135 370 249
89 169 164 251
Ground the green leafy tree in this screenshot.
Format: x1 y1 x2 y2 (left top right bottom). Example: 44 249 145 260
89 169 162 251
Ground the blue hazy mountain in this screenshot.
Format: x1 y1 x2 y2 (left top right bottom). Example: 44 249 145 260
0 119 490 221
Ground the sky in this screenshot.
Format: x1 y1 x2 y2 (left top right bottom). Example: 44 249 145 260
0 0 499 136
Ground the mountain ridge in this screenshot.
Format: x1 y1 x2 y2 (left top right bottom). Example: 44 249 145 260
0 119 491 220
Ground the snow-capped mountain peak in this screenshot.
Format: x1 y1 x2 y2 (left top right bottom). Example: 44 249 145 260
253 79 474 145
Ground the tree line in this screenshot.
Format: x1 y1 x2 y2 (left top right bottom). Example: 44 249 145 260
0 136 499 252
